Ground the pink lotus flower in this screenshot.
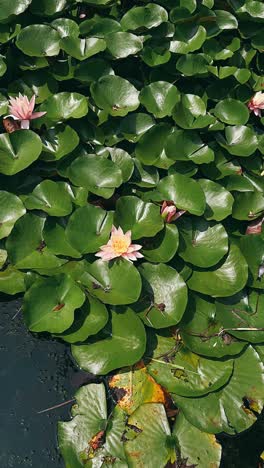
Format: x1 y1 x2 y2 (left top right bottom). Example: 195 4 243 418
95 226 143 262
161 201 186 223
5 94 46 130
247 91 264 117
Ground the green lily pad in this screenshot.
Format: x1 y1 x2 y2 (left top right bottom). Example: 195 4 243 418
8 70 58 104
239 234 264 289
124 404 174 467
139 81 180 118
68 155 123 199
142 224 179 263
43 218 81 258
173 413 222 467
61 36 106 61
79 259 142 305
214 98 249 125
232 192 264 220
198 179 234 221
91 75 140 117
16 25 61 57
66 204 113 254
0 0 31 22
0 191 26 239
54 295 108 344
0 266 26 295
114 196 163 240
72 307 146 374
24 180 73 216
23 273 85 333
178 217 229 267
6 213 67 270
30 0 69 15
74 58 114 83
41 125 79 161
106 32 142 59
120 3 168 30
38 92 88 122
157 173 206 216
181 293 246 358
0 130 42 175
216 289 264 343
136 263 187 329
188 244 248 297
173 346 264 435
217 125 258 157
147 334 233 396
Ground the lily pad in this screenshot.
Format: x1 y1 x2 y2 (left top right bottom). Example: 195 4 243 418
114 196 163 239
23 273 85 333
178 217 229 268
142 224 179 263
198 179 234 221
66 204 113 254
72 307 146 374
16 25 61 57
0 130 42 175
139 81 180 118
0 191 26 239
24 180 73 216
147 334 233 396
79 259 142 306
136 263 187 328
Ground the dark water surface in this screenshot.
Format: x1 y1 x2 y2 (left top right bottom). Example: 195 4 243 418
0 296 263 468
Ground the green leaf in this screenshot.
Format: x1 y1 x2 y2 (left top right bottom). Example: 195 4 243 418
170 24 207 54
80 259 142 305
30 0 69 15
120 4 168 30
68 154 123 199
147 334 233 396
66 204 113 254
23 274 85 333
142 224 179 263
0 266 26 295
173 346 264 434
0 191 26 239
38 92 88 121
106 32 143 59
216 289 264 343
72 307 146 374
232 192 264 220
139 81 180 118
6 213 67 270
124 404 174 467
79 15 121 37
43 218 81 258
135 123 172 166
107 147 134 183
157 173 206 216
8 70 58 104
176 53 211 76
55 296 108 343
115 196 163 239
24 180 73 216
198 179 234 221
91 75 140 117
119 113 155 142
58 383 107 467
181 293 246 358
0 0 31 22
61 36 106 61
0 130 42 175
75 58 114 83
41 124 79 161
214 98 249 125
240 234 264 288
51 18 80 38
136 263 187 328
173 413 222 466
217 125 258 157
188 244 248 297
16 25 61 57
178 217 228 267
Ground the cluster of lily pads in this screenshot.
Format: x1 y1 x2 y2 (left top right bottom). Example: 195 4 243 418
0 0 264 466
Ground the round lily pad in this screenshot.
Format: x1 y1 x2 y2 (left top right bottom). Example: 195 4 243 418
0 191 26 239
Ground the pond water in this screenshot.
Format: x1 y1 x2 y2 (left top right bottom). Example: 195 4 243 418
0 295 263 468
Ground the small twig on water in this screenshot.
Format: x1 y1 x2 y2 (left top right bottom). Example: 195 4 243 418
12 307 21 320
37 399 75 414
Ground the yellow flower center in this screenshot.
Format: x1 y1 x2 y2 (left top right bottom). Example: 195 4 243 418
111 235 130 255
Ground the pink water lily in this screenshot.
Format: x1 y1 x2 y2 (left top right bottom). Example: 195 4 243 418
247 91 264 117
95 226 143 262
6 93 46 129
161 201 186 223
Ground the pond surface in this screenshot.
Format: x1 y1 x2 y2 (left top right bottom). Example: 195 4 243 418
0 295 263 467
